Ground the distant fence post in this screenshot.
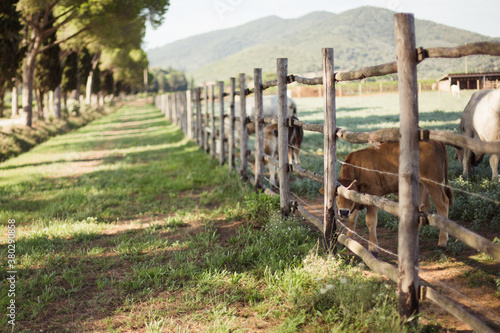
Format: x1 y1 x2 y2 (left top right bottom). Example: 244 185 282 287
170 93 174 122
187 89 193 138
184 91 188 133
322 48 337 252
173 93 178 125
277 58 290 216
254 68 264 190
228 77 236 171
210 84 216 159
181 92 186 133
196 87 202 147
163 94 168 118
178 92 182 127
218 81 225 165
395 13 420 325
203 84 209 153
239 73 248 180
183 91 186 134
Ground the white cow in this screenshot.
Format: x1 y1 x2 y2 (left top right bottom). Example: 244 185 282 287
455 89 500 180
451 84 461 97
234 95 297 121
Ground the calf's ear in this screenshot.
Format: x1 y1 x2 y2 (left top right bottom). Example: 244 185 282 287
346 179 358 190
319 187 324 195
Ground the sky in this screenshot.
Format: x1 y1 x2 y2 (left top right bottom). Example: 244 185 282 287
143 0 500 50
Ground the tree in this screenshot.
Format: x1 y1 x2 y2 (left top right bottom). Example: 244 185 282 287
101 70 114 97
34 15 61 119
61 51 77 104
0 1 23 118
17 0 170 126
100 47 150 94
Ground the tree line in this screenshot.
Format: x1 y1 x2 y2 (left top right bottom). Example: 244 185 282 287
0 0 176 127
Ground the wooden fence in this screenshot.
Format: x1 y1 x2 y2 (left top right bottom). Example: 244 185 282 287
155 13 500 332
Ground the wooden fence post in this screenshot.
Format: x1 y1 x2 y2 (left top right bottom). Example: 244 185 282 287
196 87 202 147
395 13 420 325
228 78 236 171
181 92 185 130
210 84 216 159
187 90 193 138
184 91 188 133
218 81 225 165
163 94 167 118
167 94 171 120
323 48 337 252
203 84 209 153
173 93 178 125
181 92 186 133
165 94 170 120
177 93 182 127
277 58 290 216
239 73 248 180
254 68 264 189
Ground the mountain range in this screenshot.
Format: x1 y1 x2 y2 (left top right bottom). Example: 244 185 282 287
147 6 499 83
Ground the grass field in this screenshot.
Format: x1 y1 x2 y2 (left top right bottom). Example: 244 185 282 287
0 94 498 332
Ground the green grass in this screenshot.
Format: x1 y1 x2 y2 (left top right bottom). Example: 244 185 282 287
0 100 414 332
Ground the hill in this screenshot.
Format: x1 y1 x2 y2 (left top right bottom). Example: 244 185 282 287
147 6 499 83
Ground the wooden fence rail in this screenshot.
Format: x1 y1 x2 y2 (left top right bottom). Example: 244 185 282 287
155 14 500 332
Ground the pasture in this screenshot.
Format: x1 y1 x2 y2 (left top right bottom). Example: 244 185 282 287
0 93 498 332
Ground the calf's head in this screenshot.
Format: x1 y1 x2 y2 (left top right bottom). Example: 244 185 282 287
336 180 360 220
320 180 367 220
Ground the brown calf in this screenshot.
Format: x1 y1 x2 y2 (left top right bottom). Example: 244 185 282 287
336 141 453 256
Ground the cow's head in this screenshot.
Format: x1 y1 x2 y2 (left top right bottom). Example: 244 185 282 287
319 180 368 219
319 180 370 219
336 180 361 219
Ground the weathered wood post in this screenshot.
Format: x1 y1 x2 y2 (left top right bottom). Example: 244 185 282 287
173 93 178 125
170 93 174 122
203 84 209 153
181 91 186 133
177 91 186 133
210 84 216 159
196 87 203 147
178 92 182 127
322 48 337 252
163 94 167 118
228 77 236 171
187 89 193 138
395 13 420 325
239 73 248 180
164 94 169 120
167 94 171 120
184 91 188 133
218 81 225 165
254 68 264 189
277 58 290 216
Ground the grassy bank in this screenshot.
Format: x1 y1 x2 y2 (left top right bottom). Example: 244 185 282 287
0 101 411 332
